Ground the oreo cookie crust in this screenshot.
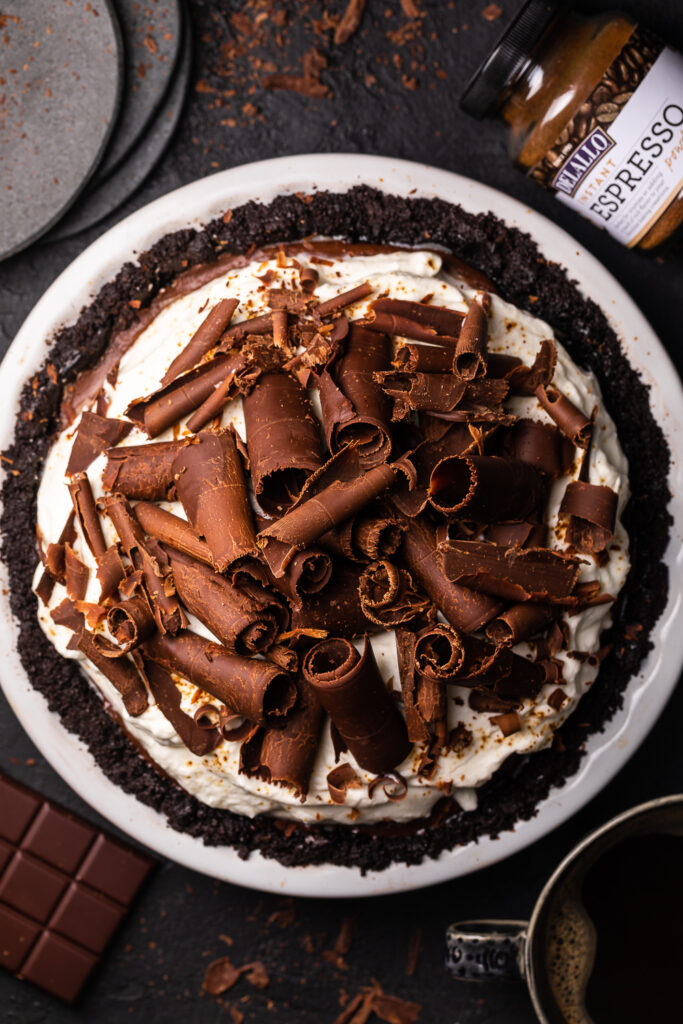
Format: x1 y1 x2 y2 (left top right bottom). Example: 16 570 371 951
0 187 670 872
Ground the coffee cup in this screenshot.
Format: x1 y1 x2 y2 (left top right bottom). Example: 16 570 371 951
446 794 683 1023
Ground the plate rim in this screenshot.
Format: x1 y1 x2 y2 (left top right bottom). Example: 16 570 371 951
1 153 682 898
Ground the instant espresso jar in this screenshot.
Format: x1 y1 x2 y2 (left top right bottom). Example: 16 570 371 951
461 0 683 249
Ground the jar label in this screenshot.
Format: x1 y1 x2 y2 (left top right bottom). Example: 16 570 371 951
531 29 683 247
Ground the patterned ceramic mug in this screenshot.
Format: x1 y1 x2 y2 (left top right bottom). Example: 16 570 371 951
446 794 683 1023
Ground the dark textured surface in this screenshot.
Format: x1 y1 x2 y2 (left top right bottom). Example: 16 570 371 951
0 2 681 1021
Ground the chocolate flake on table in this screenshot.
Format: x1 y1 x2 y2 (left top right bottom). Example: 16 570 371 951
303 637 410 774
65 412 132 476
333 981 421 1024
0 772 153 1004
172 429 258 574
240 680 324 797
161 297 239 386
453 291 490 380
144 629 296 727
439 539 582 603
243 371 324 514
102 440 188 502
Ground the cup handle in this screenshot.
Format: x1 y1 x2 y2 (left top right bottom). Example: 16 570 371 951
446 920 528 982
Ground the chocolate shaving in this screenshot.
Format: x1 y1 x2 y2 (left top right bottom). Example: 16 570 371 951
127 354 235 437
76 629 148 717
504 418 575 477
144 629 296 727
506 339 557 395
141 659 222 756
66 412 132 476
102 440 187 501
50 597 85 633
395 627 430 743
314 283 373 317
453 292 489 380
371 297 465 338
396 514 501 633
335 0 366 44
64 544 89 601
267 546 333 612
393 341 453 373
100 493 185 634
167 547 281 655
560 480 618 554
490 711 521 736
392 423 486 517
133 502 212 566
374 372 507 421
68 473 106 558
243 371 324 514
486 603 555 644
107 595 156 652
359 560 431 627
428 455 545 520
326 763 361 804
161 297 238 386
440 540 582 604
239 680 324 797
291 563 383 637
367 771 408 801
173 430 258 573
536 384 593 448
303 636 410 774
321 324 393 468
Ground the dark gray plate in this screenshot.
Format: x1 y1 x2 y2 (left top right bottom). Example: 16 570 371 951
94 0 183 182
0 0 123 260
46 1 192 241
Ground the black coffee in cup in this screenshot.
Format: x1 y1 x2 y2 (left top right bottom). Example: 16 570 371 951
543 831 683 1023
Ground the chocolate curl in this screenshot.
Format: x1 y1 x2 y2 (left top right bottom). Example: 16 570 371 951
167 548 280 655
143 629 296 727
303 637 411 774
267 288 309 313
395 628 430 743
358 561 431 627
314 282 373 317
392 423 485 518
560 480 618 554
101 493 185 635
505 419 575 477
486 521 546 548
185 366 237 433
95 543 126 602
428 455 545 521
453 292 490 380
239 680 324 797
161 297 239 386
393 342 453 374
133 502 212 566
299 266 319 293
506 339 557 395
64 544 89 601
66 412 132 476
536 384 593 448
439 540 582 603
107 595 156 652
326 763 361 804
140 659 222 756
487 352 524 379
323 325 393 468
371 297 465 338
36 511 76 605
491 711 522 737
271 309 290 350
291 563 384 637
397 514 501 634
172 430 258 573
441 252 498 293
364 312 460 347
243 372 324 515
268 547 333 611
127 354 235 437
373 371 508 421
351 508 404 560
486 603 555 645
257 447 411 576
218 312 273 347
76 629 148 717
50 597 85 633
102 440 187 501
414 622 466 680
68 473 107 558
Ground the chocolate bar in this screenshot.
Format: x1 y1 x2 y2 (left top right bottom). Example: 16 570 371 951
0 772 154 1003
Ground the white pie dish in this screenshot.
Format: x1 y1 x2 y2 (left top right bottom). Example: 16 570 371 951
0 153 681 898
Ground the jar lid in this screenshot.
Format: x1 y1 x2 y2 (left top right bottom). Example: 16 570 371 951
460 0 563 119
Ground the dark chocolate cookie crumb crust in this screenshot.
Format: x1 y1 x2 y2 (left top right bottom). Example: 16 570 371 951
1 187 671 872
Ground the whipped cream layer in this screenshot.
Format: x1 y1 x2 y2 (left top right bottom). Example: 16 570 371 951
35 248 630 825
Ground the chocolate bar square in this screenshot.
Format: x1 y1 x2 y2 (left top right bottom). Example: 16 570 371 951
20 931 99 1005
0 852 68 923
22 804 96 875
